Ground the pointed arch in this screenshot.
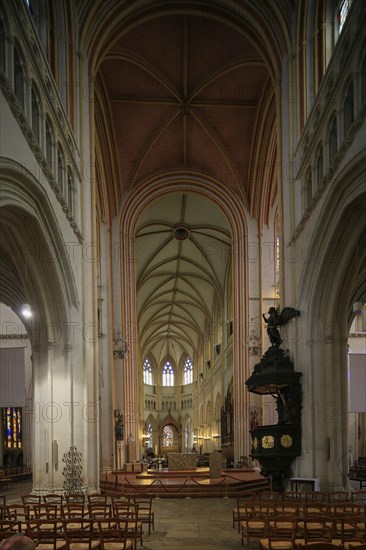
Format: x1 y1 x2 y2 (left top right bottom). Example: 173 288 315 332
119 170 249 463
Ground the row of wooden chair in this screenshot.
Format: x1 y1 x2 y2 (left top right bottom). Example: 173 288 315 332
0 493 114 508
240 513 366 549
1 495 155 547
235 490 366 503
233 496 366 532
1 517 135 550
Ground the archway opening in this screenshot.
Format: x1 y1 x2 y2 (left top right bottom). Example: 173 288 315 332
135 192 232 461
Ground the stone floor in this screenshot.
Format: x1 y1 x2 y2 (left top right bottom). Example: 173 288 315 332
139 497 242 550
3 481 245 549
3 479 363 550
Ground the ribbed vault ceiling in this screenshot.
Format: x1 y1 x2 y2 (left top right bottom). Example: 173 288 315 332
95 6 278 367
135 194 230 365
98 12 275 214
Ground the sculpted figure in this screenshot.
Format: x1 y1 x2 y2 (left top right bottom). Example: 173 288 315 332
263 307 300 347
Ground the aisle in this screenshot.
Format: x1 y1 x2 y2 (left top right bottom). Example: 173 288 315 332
142 497 241 550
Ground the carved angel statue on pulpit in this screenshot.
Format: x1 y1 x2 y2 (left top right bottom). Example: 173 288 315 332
262 306 300 347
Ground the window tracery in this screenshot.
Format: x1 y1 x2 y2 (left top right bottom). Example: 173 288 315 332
183 356 193 385
162 361 174 387
143 356 153 385
162 425 173 447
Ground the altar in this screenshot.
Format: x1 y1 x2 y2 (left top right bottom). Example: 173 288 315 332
167 453 197 470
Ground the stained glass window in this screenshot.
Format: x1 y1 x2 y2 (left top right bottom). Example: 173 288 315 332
162 362 174 386
183 356 193 385
3 407 22 448
162 425 173 447
143 356 153 385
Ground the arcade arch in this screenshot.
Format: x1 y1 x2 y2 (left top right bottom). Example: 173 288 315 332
297 156 366 488
118 174 249 464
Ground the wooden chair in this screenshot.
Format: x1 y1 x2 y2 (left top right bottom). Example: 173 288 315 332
63 517 100 550
61 503 85 520
33 504 63 530
338 514 366 547
350 490 366 504
331 501 365 539
88 503 112 518
111 494 129 507
114 502 142 549
87 494 108 505
33 504 59 517
96 517 133 550
257 493 280 517
241 510 268 548
282 491 303 502
61 504 86 533
6 504 29 531
260 516 297 550
297 544 344 550
274 501 300 517
132 495 154 535
300 503 330 519
44 494 64 505
326 492 349 504
22 494 42 506
233 497 251 532
88 503 113 530
304 492 328 504
332 502 365 517
295 516 335 546
0 519 22 540
26 518 67 550
65 493 85 504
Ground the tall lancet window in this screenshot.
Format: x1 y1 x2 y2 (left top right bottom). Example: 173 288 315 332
183 356 193 385
162 425 173 447
3 407 22 448
162 362 174 387
143 356 153 385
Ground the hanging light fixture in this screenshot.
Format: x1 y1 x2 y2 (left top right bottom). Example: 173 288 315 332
113 331 129 360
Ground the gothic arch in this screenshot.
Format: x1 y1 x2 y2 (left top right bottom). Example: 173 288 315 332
0 157 82 490
119 171 249 463
297 153 366 486
81 0 288 84
0 158 79 331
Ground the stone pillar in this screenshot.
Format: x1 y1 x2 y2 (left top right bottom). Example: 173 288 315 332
116 441 124 471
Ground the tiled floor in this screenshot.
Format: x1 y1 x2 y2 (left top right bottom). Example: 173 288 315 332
3 479 363 550
140 497 242 549
3 481 244 549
